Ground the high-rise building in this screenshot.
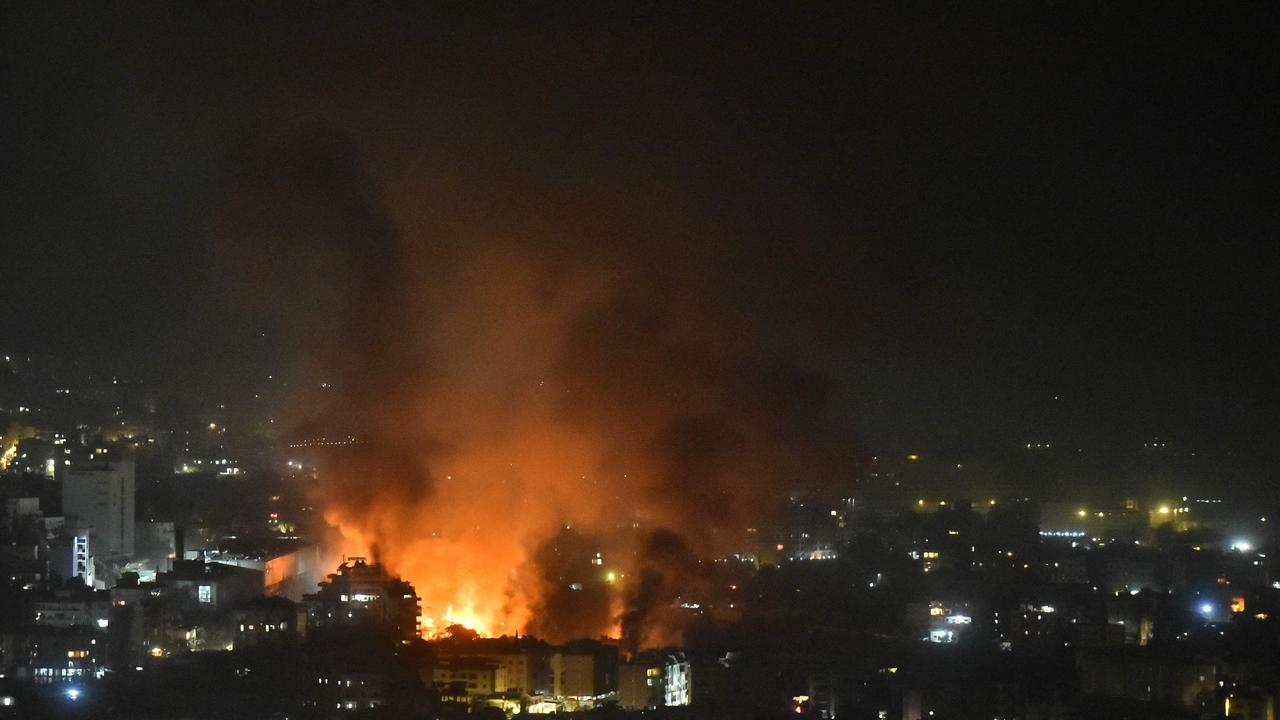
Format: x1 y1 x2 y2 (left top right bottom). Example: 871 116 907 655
60 457 135 557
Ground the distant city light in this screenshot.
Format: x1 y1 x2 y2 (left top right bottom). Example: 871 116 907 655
1230 540 1253 553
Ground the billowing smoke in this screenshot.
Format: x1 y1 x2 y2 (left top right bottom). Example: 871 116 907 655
217 117 862 645
619 529 705 654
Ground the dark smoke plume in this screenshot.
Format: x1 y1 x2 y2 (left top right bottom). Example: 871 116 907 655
620 529 706 654
183 7 869 645
211 116 864 643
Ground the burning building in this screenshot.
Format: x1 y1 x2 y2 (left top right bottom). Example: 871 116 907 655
220 114 863 651
302 557 420 641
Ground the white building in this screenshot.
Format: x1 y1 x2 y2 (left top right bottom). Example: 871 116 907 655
617 650 691 710
60 457 135 557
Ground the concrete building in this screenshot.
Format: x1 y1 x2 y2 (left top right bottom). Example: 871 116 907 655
48 525 94 587
313 671 390 712
429 657 508 696
618 650 692 709
550 640 618 703
3 497 39 521
157 559 265 611
32 586 112 629
303 557 420 641
435 636 550 694
552 651 596 698
0 628 104 684
234 596 307 647
60 457 135 558
200 543 324 601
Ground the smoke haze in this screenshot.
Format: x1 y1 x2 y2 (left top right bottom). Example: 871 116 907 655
13 0 1273 645
15 4 918 645
216 115 862 644
7 4 1277 532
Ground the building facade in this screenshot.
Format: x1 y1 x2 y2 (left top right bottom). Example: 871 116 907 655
60 457 135 558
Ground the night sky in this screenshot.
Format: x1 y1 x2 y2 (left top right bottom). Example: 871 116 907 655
2 3 1277 493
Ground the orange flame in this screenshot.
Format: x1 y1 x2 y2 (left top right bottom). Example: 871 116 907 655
321 420 618 639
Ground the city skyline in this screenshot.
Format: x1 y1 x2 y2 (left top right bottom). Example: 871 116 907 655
2 4 1276 494
1 4 1278 719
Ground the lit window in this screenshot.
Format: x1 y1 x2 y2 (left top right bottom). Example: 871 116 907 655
198 585 213 603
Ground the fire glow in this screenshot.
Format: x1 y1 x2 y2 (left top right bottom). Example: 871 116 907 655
226 138 858 649
318 409 623 641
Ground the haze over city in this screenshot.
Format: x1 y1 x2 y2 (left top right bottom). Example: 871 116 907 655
1 3 1277 720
